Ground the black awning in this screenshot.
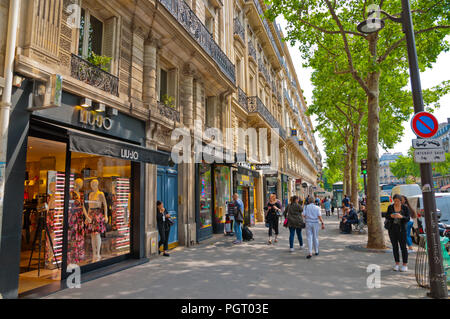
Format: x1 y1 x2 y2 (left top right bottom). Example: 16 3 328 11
69 131 170 165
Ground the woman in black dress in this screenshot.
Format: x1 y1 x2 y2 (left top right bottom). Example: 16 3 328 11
157 201 171 257
265 193 282 245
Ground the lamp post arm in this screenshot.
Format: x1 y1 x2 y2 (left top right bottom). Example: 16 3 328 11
379 10 403 23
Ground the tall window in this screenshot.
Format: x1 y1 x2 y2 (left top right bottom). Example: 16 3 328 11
79 9 103 58
236 58 241 88
159 69 168 100
158 66 177 109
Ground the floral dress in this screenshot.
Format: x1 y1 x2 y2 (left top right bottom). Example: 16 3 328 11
87 193 107 234
67 191 86 265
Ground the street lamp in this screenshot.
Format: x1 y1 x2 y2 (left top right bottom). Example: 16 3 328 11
357 0 448 299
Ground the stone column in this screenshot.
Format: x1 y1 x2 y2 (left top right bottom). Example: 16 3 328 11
181 63 196 129
143 38 158 107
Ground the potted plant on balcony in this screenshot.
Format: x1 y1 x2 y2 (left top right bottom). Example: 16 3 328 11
87 52 112 72
162 94 175 109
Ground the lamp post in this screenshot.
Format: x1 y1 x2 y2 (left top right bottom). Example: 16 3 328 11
357 0 448 299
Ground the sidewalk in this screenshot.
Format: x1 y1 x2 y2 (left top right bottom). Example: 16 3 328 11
45 215 429 299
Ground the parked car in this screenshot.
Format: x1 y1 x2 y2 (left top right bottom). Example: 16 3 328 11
408 193 450 244
380 193 392 217
391 184 422 198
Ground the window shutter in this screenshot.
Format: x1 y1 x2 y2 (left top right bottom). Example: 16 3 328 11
168 68 177 108
102 16 117 73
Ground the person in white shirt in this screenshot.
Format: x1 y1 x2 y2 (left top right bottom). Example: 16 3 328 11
302 197 325 259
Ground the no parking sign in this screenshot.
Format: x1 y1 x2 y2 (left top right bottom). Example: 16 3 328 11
411 111 439 138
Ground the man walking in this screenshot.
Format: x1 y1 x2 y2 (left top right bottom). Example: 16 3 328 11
232 193 244 244
303 197 325 259
324 197 331 217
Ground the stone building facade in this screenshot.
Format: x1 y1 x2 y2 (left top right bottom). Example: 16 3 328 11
0 0 321 298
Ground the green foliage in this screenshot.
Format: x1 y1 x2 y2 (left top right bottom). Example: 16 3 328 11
87 52 112 72
162 94 175 108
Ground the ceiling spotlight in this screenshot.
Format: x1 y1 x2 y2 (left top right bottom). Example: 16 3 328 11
80 98 92 108
95 103 105 112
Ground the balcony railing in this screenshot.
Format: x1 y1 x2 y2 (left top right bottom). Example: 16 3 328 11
70 54 119 97
238 87 248 111
247 96 286 140
258 59 270 82
160 0 235 85
157 101 180 122
234 18 245 43
248 40 257 61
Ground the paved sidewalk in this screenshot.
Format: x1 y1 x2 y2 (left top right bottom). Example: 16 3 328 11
45 215 428 299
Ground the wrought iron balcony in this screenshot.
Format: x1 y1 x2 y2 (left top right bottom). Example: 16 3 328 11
157 101 180 122
234 18 245 43
70 54 119 97
258 59 270 82
248 40 257 62
247 96 286 140
238 87 248 111
159 0 235 85
284 89 296 113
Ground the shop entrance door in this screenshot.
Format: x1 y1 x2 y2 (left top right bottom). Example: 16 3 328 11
157 165 178 248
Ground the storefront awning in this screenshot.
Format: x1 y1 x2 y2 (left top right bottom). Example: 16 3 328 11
69 131 170 165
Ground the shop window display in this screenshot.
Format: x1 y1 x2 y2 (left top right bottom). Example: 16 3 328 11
69 153 131 265
214 166 230 225
199 163 212 229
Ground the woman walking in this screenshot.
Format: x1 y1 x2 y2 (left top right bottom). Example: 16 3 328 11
303 197 325 259
156 200 171 257
401 195 416 252
265 193 282 245
386 194 410 271
284 195 304 252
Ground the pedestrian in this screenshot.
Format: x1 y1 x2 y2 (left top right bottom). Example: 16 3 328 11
302 197 325 259
401 195 417 252
340 205 358 234
264 193 282 245
342 194 350 208
324 197 331 217
283 195 305 252
232 193 244 244
156 200 171 257
385 194 410 272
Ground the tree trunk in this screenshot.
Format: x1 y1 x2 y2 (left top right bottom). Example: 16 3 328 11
344 149 351 198
366 70 385 249
351 123 361 211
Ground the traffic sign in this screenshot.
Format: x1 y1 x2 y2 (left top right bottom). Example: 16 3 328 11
411 111 439 138
414 149 445 163
412 139 443 149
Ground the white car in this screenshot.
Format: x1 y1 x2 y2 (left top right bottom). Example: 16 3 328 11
408 193 450 244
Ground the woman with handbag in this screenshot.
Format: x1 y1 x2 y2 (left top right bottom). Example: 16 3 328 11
386 194 410 272
283 195 304 252
156 200 172 257
265 193 282 245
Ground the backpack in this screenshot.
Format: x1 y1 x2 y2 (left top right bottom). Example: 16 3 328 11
242 225 254 241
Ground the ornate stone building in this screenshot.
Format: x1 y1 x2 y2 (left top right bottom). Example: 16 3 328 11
0 0 321 298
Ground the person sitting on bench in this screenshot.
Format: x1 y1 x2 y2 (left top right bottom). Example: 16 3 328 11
340 204 358 234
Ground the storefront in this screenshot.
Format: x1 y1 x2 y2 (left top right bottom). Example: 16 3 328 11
0 79 169 298
213 165 231 234
263 173 279 206
196 162 213 242
281 174 290 209
233 165 259 227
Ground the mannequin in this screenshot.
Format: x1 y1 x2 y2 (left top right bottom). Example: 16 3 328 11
68 178 90 264
45 182 56 268
87 179 108 262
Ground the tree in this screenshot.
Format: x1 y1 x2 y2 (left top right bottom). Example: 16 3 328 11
266 0 450 249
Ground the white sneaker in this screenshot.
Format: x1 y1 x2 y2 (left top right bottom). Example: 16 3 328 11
400 265 408 272
393 265 400 271
290 248 295 252
299 245 303 250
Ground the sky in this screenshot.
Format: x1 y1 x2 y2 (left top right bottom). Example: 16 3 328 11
278 19 450 164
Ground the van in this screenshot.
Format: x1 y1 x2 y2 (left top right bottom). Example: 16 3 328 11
391 184 421 198
408 193 450 244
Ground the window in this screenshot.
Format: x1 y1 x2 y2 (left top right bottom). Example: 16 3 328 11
79 9 103 57
159 69 168 100
158 66 177 109
205 10 214 35
236 58 241 87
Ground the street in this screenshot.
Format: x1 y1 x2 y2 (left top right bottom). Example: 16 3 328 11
45 215 427 299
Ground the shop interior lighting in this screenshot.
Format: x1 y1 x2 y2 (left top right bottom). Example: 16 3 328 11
80 98 92 108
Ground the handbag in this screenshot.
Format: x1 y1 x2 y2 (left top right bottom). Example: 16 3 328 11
384 218 392 230
235 206 244 223
167 216 174 226
283 218 288 228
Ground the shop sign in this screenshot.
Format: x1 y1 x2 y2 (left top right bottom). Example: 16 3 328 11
120 149 139 161
79 109 113 130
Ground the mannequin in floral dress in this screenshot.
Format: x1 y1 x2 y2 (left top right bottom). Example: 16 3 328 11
45 182 56 269
67 178 91 265
87 179 108 262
